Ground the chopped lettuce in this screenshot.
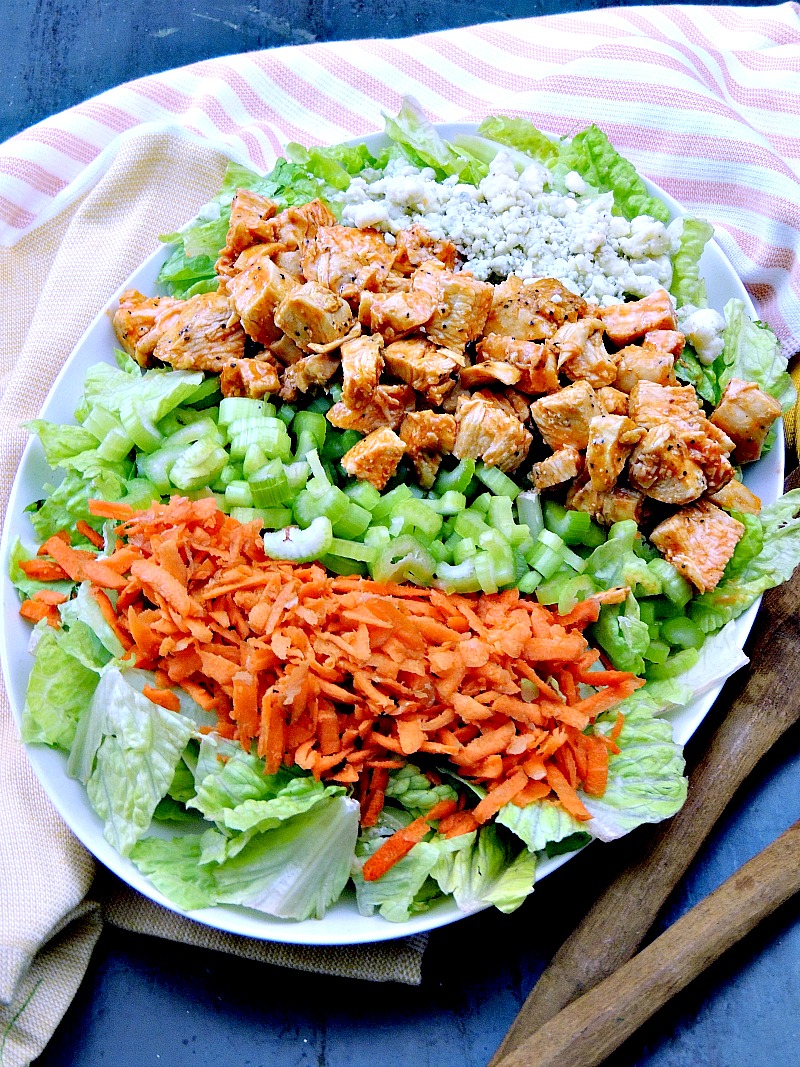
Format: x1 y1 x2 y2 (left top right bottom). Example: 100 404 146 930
477 115 559 163
382 97 487 185
430 825 537 915
20 624 100 749
718 299 796 412
353 814 441 923
129 835 219 910
66 668 196 856
669 217 715 310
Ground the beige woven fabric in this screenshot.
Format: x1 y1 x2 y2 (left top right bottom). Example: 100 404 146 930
0 131 426 1067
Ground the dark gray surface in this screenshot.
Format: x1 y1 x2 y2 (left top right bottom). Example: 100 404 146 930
3 2 799 1065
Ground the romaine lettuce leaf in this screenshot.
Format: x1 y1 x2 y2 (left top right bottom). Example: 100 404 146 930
477 115 558 163
8 536 74 602
430 824 537 915
353 835 441 923
669 217 714 310
718 299 796 411
382 97 487 185
23 419 101 468
20 624 100 749
67 667 196 856
129 835 218 910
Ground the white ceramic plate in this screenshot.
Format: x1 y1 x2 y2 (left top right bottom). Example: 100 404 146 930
0 124 783 945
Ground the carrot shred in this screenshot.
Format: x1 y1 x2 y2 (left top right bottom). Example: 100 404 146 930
76 520 105 549
361 817 430 882
142 685 181 712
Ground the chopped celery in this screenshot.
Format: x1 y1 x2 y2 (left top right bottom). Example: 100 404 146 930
516 490 544 540
261 516 334 562
293 411 328 454
259 507 294 530
659 616 705 650
487 495 515 532
527 542 565 581
643 639 671 664
453 509 490 540
319 553 368 576
394 498 444 541
363 525 392 548
285 461 310 494
434 558 482 594
331 500 371 540
645 647 700 681
345 481 382 511
542 500 605 547
242 442 271 478
293 483 349 528
453 537 478 564
475 461 521 499
168 438 228 491
647 557 693 607
328 537 378 564
276 402 297 427
370 484 413 525
433 458 476 496
371 535 435 585
322 429 361 462
225 481 253 509
249 459 292 507
471 493 492 514
218 397 264 426
517 570 542 594
426 490 467 516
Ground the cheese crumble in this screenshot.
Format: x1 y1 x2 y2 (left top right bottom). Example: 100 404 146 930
338 152 680 305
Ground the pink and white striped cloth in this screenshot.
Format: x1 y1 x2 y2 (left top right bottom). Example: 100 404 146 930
3 3 799 350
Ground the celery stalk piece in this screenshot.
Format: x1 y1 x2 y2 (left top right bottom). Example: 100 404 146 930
516 490 544 541
261 516 334 563
475 461 521 500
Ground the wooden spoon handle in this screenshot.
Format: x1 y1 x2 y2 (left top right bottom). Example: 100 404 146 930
493 819 800 1067
491 466 800 1063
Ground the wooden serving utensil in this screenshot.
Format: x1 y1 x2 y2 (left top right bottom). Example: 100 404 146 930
493 818 800 1067
490 466 800 1064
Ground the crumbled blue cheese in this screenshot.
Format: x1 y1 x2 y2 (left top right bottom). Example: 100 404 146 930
679 306 727 365
337 152 679 304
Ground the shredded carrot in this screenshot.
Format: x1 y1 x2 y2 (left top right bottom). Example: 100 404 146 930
76 520 105 549
142 685 181 712
21 496 643 855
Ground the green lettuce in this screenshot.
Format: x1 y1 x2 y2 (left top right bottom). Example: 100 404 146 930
477 115 559 163
718 299 796 412
430 825 537 915
382 97 487 185
20 624 101 750
669 217 715 310
66 667 196 856
129 836 218 910
353 814 441 923
556 124 671 224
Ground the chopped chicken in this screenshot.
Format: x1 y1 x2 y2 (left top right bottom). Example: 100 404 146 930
259 199 336 255
628 381 705 431
453 392 532 472
566 477 646 526
706 478 762 515
643 329 685 356
382 339 462 406
476 334 559 395
529 380 603 451
341 335 384 410
358 290 435 343
214 189 279 274
549 318 617 388
220 357 281 398
710 377 783 464
392 225 458 275
613 342 678 394
269 335 304 366
681 419 735 494
279 353 340 401
492 388 533 425
650 501 745 592
301 225 395 301
529 447 584 491
410 263 493 352
484 276 588 341
327 384 416 433
341 426 406 490
596 386 629 415
627 424 708 504
152 291 246 371
274 281 357 353
399 410 458 488
112 290 183 367
599 288 678 346
225 246 298 346
585 414 645 493
459 361 521 388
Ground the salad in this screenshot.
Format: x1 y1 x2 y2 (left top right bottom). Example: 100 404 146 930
9 100 800 927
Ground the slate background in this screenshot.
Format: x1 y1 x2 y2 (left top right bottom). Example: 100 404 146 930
2 2 799 1065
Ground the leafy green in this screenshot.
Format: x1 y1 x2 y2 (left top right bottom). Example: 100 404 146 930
129 835 218 910
382 97 487 185
669 217 715 309
477 115 559 163
675 342 724 406
556 125 671 223
23 420 100 468
430 825 537 915
20 625 100 749
718 299 796 412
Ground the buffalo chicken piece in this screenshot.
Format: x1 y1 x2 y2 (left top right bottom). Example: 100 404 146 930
649 500 745 592
225 246 298 346
327 384 416 434
710 377 783 464
549 318 617 388
599 288 678 346
706 477 762 515
400 411 458 488
152 291 246 371
612 342 677 394
340 335 384 410
529 447 584 491
627 424 708 505
279 353 340 401
274 281 357 353
220 357 281 398
476 334 559 395
392 224 458 274
566 477 646 527
382 339 462 407
340 427 406 490
214 189 279 275
112 290 183 367
410 263 493 352
644 329 685 356
529 380 603 451
585 414 645 493
459 360 521 389
358 290 436 343
301 225 396 301
453 392 532 472
596 386 629 415
484 276 588 342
